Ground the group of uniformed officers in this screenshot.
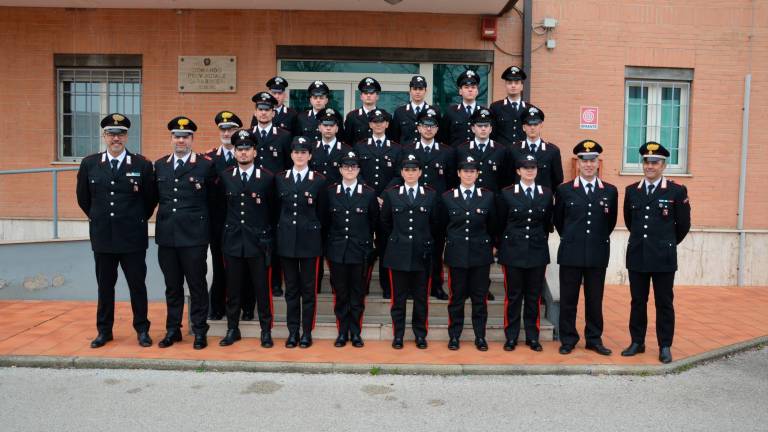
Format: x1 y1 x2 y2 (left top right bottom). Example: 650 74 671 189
76 66 690 363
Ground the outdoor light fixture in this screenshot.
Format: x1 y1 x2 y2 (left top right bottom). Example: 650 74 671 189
384 0 403 5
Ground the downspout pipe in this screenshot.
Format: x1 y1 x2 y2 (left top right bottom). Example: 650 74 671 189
522 0 532 101
737 74 751 286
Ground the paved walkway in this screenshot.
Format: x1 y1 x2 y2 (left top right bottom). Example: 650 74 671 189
1 286 766 373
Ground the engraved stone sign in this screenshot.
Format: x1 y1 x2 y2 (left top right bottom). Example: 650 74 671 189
178 56 236 92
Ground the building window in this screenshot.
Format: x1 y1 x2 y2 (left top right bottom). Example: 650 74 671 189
623 67 692 174
55 55 142 161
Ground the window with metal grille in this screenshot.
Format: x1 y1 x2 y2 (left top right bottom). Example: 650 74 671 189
57 68 142 161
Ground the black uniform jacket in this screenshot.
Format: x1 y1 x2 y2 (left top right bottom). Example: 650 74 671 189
623 177 691 273
455 140 507 192
506 140 564 189
252 125 292 172
76 150 157 254
309 139 352 185
496 183 554 268
275 170 328 258
249 106 298 135
401 141 456 194
489 98 528 145
554 177 618 268
388 103 441 145
380 184 440 272
439 103 480 147
220 166 276 258
344 107 375 145
439 187 497 269
153 152 215 248
293 108 345 142
354 137 402 196
204 145 238 229
324 183 379 264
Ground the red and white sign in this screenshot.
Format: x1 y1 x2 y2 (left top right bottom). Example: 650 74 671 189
580 106 599 130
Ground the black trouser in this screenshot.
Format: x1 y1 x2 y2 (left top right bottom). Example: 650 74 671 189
208 225 227 317
628 270 676 347
369 230 390 295
558 265 607 346
502 265 546 343
224 252 273 331
447 265 490 339
158 245 210 335
93 251 150 334
430 236 446 292
329 261 367 337
389 269 429 339
282 256 320 334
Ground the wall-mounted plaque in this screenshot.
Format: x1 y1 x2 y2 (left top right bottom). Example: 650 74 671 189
178 56 236 92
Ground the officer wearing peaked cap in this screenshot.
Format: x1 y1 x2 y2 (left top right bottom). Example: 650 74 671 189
294 80 345 142
323 151 379 348
506 105 564 190
439 155 498 351
455 107 507 193
251 91 292 174
310 108 352 185
389 75 441 145
490 65 530 145
153 116 214 349
344 77 382 145
439 69 482 147
205 110 243 320
264 76 298 133
218 130 278 348
554 139 618 356
621 141 691 364
76 113 157 349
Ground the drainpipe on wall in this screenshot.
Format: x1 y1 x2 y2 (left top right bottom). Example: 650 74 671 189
737 74 751 287
522 0 532 102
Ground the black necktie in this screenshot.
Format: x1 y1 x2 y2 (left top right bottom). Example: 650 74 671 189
261 130 267 140
415 106 420 115
464 189 472 201
478 143 486 153
647 184 655 196
424 146 431 154
346 187 352 198
530 143 537 153
241 171 248 184
309 111 315 119
586 183 593 196
110 159 119 175
408 188 416 203
324 144 331 154
175 159 184 173
376 139 382 148
295 173 302 184
465 105 472 115
526 187 533 200
225 152 233 164
511 101 518 111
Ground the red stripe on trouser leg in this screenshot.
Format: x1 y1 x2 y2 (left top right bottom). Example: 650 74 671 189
502 265 509 330
359 264 367 331
312 256 320 330
389 269 395 336
446 269 453 331
536 295 541 331
331 263 338 331
268 266 274 329
425 273 431 335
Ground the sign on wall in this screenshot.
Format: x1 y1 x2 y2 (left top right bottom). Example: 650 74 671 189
178 56 236 92
580 106 599 130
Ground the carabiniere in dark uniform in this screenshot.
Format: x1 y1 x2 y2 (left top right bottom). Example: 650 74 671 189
455 108 507 192
439 69 481 147
310 108 352 185
554 140 618 356
506 105 564 190
76 113 157 349
490 66 529 145
440 156 498 352
344 77 381 144
621 141 691 364
218 130 278 348
251 91 292 172
388 75 441 145
293 80 345 142
324 151 379 348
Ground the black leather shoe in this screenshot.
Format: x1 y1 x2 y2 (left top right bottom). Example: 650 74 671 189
334 333 348 348
415 336 428 349
431 286 449 300
448 337 460 350
193 334 207 350
559 344 575 355
260 331 274 348
299 333 313 348
219 328 241 346
137 331 153 347
158 331 182 348
487 291 496 301
475 337 489 351
503 340 517 351
241 311 255 321
659 346 673 364
392 337 404 349
90 332 113 349
351 334 364 348
272 285 283 297
208 312 224 320
621 342 646 356
586 343 613 356
285 331 299 348
526 340 543 352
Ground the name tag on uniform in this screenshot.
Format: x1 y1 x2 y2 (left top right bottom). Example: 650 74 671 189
126 172 141 177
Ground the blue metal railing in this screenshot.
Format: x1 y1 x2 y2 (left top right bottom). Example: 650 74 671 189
0 167 79 239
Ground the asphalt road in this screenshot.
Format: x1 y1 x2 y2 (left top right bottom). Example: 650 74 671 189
1 348 766 432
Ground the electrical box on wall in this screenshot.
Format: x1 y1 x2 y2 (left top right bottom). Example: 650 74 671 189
481 17 498 41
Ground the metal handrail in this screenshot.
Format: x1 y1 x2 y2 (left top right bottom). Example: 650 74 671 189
0 167 79 239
